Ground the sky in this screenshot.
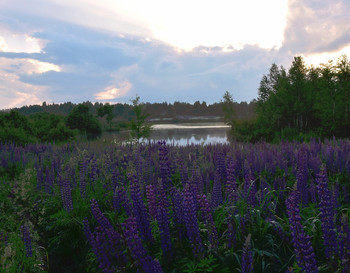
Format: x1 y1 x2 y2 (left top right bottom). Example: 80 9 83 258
0 0 350 109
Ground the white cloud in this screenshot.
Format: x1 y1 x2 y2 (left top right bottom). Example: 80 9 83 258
0 33 42 53
0 57 61 75
0 57 61 109
283 0 350 54
94 81 132 100
27 59 61 74
0 69 46 109
0 36 9 51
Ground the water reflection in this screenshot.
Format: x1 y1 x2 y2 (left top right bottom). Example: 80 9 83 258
149 123 230 145
103 123 231 146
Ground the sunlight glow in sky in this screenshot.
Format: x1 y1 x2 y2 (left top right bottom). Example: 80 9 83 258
303 45 350 67
113 0 289 50
0 0 349 109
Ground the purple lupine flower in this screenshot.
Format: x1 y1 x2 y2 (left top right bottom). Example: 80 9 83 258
59 175 73 212
315 167 337 258
83 218 96 253
215 151 226 182
89 157 98 183
286 190 318 273
338 215 350 272
86 204 128 272
91 226 114 272
332 182 340 209
241 234 253 273
227 214 236 249
199 194 218 250
79 158 88 198
146 184 157 219
36 165 43 191
45 165 54 194
113 187 132 216
296 150 309 205
171 190 186 240
183 185 203 258
111 167 119 187
156 206 172 258
243 169 257 207
158 141 171 189
124 216 164 273
178 158 188 185
309 180 317 204
211 172 223 209
128 173 153 242
191 168 204 196
20 225 32 258
273 176 287 201
134 150 144 180
157 181 170 210
90 199 113 231
226 157 238 204
323 144 335 173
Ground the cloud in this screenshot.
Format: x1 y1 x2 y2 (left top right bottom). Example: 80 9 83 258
1 0 289 51
95 81 132 100
0 68 46 109
0 0 349 109
0 56 61 108
283 0 350 55
0 36 8 51
0 27 43 53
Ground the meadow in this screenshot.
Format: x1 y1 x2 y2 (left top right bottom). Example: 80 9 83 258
0 139 349 272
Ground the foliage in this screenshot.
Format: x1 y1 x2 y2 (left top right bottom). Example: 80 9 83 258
30 112 76 143
0 110 36 145
66 104 101 139
97 103 114 131
1 139 350 272
222 91 236 127
233 54 350 142
0 111 76 145
129 94 151 142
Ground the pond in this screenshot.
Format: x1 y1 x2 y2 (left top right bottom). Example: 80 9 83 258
104 122 231 146
149 123 231 145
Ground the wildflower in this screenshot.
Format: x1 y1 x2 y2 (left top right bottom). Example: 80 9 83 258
20 225 32 258
286 190 318 273
315 167 337 258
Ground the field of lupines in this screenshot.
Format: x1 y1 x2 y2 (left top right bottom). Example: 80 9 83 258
0 139 350 273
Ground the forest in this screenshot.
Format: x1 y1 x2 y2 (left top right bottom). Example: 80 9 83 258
232 55 350 142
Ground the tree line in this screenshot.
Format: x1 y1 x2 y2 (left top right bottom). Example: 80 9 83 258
1 98 256 145
0 96 172 144
11 100 256 122
230 55 350 142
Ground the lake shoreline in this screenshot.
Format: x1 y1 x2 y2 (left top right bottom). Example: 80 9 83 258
103 121 231 146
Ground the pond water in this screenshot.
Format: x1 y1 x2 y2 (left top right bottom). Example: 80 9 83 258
105 122 231 146
149 123 231 145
